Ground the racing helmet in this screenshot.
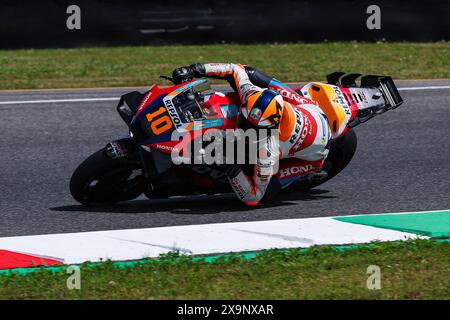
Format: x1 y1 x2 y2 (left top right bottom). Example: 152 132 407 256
240 89 284 129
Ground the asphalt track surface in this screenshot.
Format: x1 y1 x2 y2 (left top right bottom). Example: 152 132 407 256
1 80 449 237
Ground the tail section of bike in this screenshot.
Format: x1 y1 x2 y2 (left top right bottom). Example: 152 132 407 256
295 73 403 139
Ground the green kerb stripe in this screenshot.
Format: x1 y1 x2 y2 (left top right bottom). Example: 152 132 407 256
0 242 410 277
2 239 449 277
335 210 450 238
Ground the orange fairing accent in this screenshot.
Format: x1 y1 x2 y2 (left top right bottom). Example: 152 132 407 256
279 102 295 142
308 83 346 134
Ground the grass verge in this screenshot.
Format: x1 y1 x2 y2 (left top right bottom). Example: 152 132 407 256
0 239 448 299
0 42 449 90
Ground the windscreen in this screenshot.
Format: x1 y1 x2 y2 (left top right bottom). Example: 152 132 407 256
171 79 213 123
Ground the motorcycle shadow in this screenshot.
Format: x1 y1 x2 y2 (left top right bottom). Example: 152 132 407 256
51 189 334 215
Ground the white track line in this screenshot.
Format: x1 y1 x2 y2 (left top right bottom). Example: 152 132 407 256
0 97 119 105
398 86 450 91
0 85 449 105
0 216 423 264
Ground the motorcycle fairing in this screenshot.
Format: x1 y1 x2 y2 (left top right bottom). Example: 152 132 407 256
299 82 359 138
268 79 315 105
134 79 240 155
293 72 403 136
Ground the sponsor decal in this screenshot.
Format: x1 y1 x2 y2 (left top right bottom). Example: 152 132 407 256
164 98 183 129
359 91 367 102
289 108 304 144
229 177 248 200
106 141 127 159
289 108 312 155
292 123 311 153
279 164 314 178
153 144 179 152
275 87 312 105
319 114 329 145
332 86 351 116
137 91 153 113
256 163 272 182
241 84 255 101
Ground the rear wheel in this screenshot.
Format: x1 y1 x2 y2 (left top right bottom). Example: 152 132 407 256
288 128 358 191
70 148 146 205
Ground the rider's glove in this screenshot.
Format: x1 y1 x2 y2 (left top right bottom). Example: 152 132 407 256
190 63 206 77
172 63 206 84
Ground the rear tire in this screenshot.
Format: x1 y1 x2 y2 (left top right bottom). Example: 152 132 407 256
288 128 358 192
321 128 357 181
70 148 145 205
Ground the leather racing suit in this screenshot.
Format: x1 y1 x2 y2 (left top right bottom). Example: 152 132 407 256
189 63 332 206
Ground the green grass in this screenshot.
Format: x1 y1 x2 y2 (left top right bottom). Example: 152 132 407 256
0 240 448 299
0 42 448 90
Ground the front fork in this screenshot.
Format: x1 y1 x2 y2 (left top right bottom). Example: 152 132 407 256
105 137 151 191
113 140 186 198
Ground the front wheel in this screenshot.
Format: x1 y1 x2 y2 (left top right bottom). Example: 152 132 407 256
70 148 146 205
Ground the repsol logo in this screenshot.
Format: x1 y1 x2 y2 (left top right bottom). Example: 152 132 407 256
292 120 311 152
279 164 314 178
164 99 182 128
333 87 351 116
289 109 304 144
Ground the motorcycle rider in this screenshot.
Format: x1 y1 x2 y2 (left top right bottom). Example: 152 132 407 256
172 63 332 206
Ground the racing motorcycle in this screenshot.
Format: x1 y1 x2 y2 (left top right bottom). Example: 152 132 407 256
70 72 403 205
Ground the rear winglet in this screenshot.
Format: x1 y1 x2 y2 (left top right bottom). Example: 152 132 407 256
326 71 346 85
361 75 403 109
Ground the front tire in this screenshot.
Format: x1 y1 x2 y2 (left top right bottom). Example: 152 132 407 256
70 148 145 205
